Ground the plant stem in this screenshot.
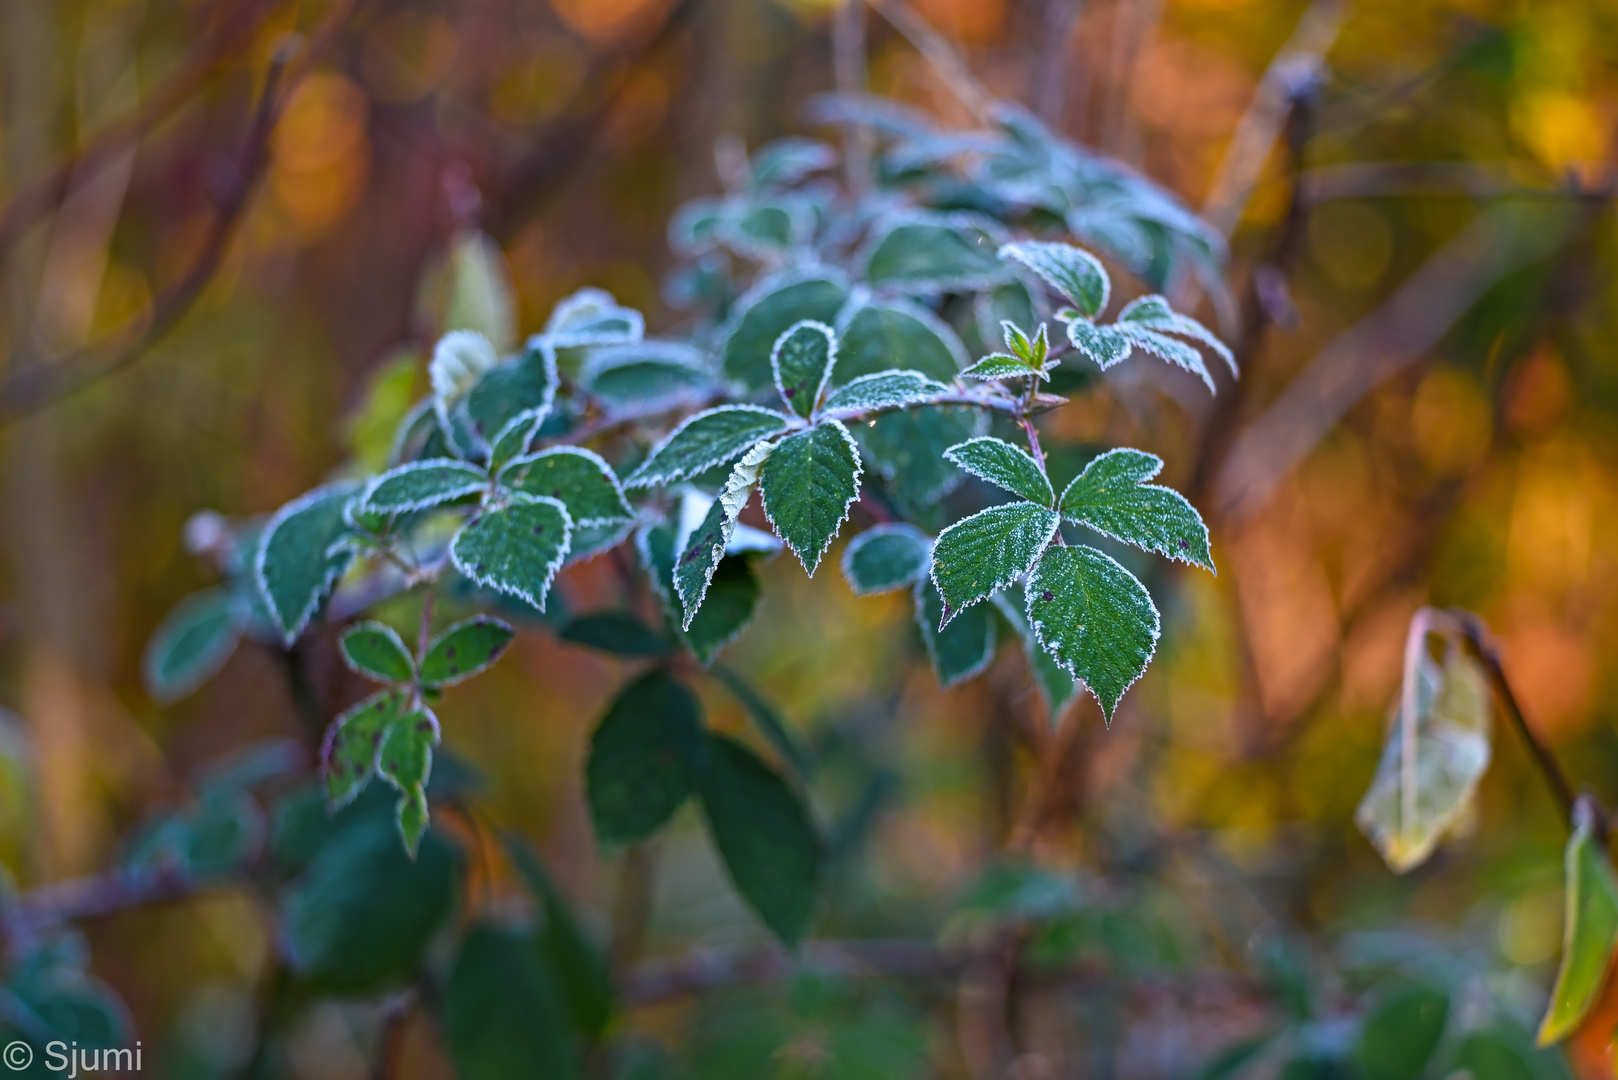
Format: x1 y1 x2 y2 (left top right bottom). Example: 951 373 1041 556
417 587 437 659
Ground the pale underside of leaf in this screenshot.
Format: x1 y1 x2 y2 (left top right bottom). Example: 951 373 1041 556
1538 805 1618 1046
675 441 773 629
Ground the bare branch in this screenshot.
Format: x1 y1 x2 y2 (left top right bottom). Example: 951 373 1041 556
864 0 994 123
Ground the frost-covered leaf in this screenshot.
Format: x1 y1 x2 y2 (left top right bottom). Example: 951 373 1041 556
915 581 996 689
438 230 517 351
378 706 439 855
465 341 557 453
419 616 515 688
360 461 489 514
1065 320 1133 370
143 587 239 703
256 482 360 644
992 592 1078 722
999 241 1109 318
586 671 708 847
487 408 546 470
700 735 822 946
1355 642 1492 873
323 688 408 810
566 521 634 566
858 405 985 511
722 273 848 388
675 443 771 629
864 218 1006 292
750 136 837 188
759 420 862 574
1116 294 1236 378
1026 545 1160 722
625 405 791 490
582 341 709 405
431 330 500 422
930 502 1060 619
946 436 1053 505
444 922 582 1080
670 196 727 255
772 320 837 418
1059 449 1213 571
339 622 414 684
724 200 814 258
976 281 1036 349
542 287 643 347
842 523 932 595
1115 323 1215 392
685 555 760 665
1538 803 1618 1046
500 447 631 526
449 494 572 612
822 370 947 414
962 353 1038 381
835 301 966 382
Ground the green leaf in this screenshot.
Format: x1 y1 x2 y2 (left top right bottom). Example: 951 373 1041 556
675 442 771 629
256 481 360 644
378 707 439 855
438 229 518 351
359 461 489 514
488 407 546 470
771 320 837 418
1355 643 1492 872
915 581 996 689
443 923 582 1080
750 135 837 187
841 523 932 595
281 812 458 992
420 616 516 688
1353 986 1450 1080
858 405 985 512
1116 293 1236 378
834 302 966 382
586 671 708 847
711 664 814 785
450 493 572 612
1065 320 1133 370
684 555 761 665
999 241 1109 318
339 621 414 683
962 353 1037 381
699 735 822 945
821 370 947 414
504 838 615 1038
543 286 643 347
466 341 558 450
946 436 1054 505
1026 545 1161 722
431 330 500 423
991 592 1079 724
322 688 408 809
143 587 239 703
583 341 709 405
865 218 1006 292
501 447 631 526
560 613 670 657
1116 323 1215 392
625 405 791 490
722 274 848 388
1058 448 1213 571
930 502 1061 620
1538 803 1618 1045
759 420 862 574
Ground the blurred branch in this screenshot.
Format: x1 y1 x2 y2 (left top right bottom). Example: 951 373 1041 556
1213 200 1578 520
834 0 874 192
1 864 197 944
0 0 364 425
1199 0 1343 239
864 0 993 123
1300 160 1618 203
0 0 287 254
1033 0 1083 125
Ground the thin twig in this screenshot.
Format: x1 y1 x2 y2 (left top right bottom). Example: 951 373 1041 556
864 0 994 122
834 0 874 193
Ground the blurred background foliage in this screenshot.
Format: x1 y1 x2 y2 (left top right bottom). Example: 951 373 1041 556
1 0 1616 1076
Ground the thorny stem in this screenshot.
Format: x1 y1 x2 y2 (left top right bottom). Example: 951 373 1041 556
1016 375 1048 476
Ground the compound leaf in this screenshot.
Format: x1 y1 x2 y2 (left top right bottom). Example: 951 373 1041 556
700 735 822 946
1116 323 1215 392
256 482 360 644
143 587 239 703
759 420 862 574
1059 448 1213 571
930 502 1061 620
1026 545 1160 722
501 447 631 526
339 622 415 684
946 436 1053 505
450 494 572 612
1538 804 1618 1045
378 707 440 856
999 241 1109 318
322 688 408 810
771 320 837 418
1116 293 1236 378
625 405 791 490
586 671 708 847
842 523 932 595
420 616 516 688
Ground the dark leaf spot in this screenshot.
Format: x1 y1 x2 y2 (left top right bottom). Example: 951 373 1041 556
1041 590 1054 601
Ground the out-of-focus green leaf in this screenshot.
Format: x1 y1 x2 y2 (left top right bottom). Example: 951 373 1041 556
338 621 414 684
560 613 670 657
442 922 581 1080
418 616 515 688
722 275 848 389
1537 803 1618 1045
586 671 708 847
504 838 614 1039
143 587 239 703
255 482 359 644
914 580 995 689
1352 985 1449 1080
